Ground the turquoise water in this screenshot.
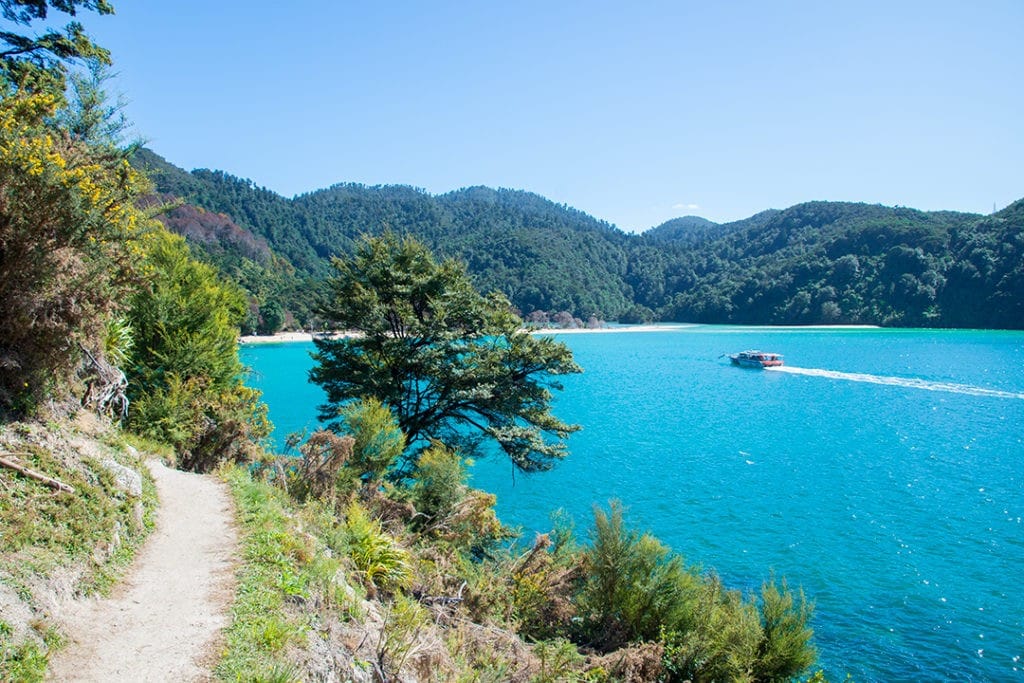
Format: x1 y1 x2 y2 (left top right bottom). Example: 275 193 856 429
240 326 1024 681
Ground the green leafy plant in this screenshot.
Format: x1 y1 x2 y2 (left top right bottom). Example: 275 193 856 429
577 501 699 650
753 578 816 682
339 398 405 483
344 501 413 597
660 577 761 682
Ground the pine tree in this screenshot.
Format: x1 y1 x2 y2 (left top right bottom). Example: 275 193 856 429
311 233 581 473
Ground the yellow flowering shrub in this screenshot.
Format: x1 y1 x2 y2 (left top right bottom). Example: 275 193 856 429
0 90 150 413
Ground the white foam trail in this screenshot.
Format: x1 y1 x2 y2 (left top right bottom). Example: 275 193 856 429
768 366 1024 400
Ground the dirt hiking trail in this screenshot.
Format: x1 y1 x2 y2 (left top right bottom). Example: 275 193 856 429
48 461 238 682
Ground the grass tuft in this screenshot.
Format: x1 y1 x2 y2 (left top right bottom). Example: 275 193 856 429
218 465 357 681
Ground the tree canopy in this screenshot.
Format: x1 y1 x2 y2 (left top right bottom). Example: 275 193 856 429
310 233 581 473
1 0 114 92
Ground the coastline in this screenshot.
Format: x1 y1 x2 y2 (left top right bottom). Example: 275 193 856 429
238 323 881 345
531 323 695 335
238 324 694 345
238 331 358 345
239 331 316 344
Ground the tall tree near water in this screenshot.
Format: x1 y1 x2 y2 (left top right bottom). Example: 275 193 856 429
310 233 581 474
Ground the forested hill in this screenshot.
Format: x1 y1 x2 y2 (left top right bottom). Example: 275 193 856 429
133 149 1023 331
646 210 782 245
645 214 738 244
134 149 638 328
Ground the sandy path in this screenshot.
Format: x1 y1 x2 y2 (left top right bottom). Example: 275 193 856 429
48 461 238 682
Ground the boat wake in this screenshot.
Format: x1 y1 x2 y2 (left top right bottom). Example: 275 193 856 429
768 366 1024 400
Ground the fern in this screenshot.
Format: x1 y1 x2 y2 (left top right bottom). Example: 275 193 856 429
343 502 412 595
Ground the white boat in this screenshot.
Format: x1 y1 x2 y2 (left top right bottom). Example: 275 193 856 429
729 350 784 368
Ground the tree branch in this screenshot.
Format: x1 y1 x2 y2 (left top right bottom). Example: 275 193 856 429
0 454 75 493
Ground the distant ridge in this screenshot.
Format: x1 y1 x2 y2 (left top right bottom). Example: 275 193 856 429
644 215 722 243
133 149 1024 331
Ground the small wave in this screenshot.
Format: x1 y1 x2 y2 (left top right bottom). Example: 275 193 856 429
768 366 1024 400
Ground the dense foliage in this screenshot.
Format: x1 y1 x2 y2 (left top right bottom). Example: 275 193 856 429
0 0 113 93
310 233 581 474
124 228 270 470
0 88 140 413
942 198 1024 328
136 150 1023 330
1 12 269 466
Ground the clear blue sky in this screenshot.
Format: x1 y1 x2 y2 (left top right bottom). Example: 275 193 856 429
81 1 1022 231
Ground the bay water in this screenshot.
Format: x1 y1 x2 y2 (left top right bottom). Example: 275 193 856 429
240 326 1024 681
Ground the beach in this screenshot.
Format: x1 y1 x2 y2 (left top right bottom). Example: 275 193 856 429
239 331 319 344
238 323 881 344
238 324 698 344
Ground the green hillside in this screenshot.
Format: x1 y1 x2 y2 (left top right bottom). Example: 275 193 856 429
659 202 985 327
134 150 1023 330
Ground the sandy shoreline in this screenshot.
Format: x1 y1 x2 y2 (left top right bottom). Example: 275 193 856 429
238 323 879 345
532 324 695 334
239 331 318 344
238 330 358 344
238 324 692 344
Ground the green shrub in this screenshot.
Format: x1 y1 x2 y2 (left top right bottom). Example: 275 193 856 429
753 578 816 682
660 575 816 683
408 443 508 557
344 501 413 597
339 397 405 483
661 577 762 682
409 442 464 522
577 501 699 650
129 374 269 472
126 228 269 471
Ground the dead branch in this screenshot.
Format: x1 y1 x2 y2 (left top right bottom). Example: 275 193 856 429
0 453 76 493
417 581 468 608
